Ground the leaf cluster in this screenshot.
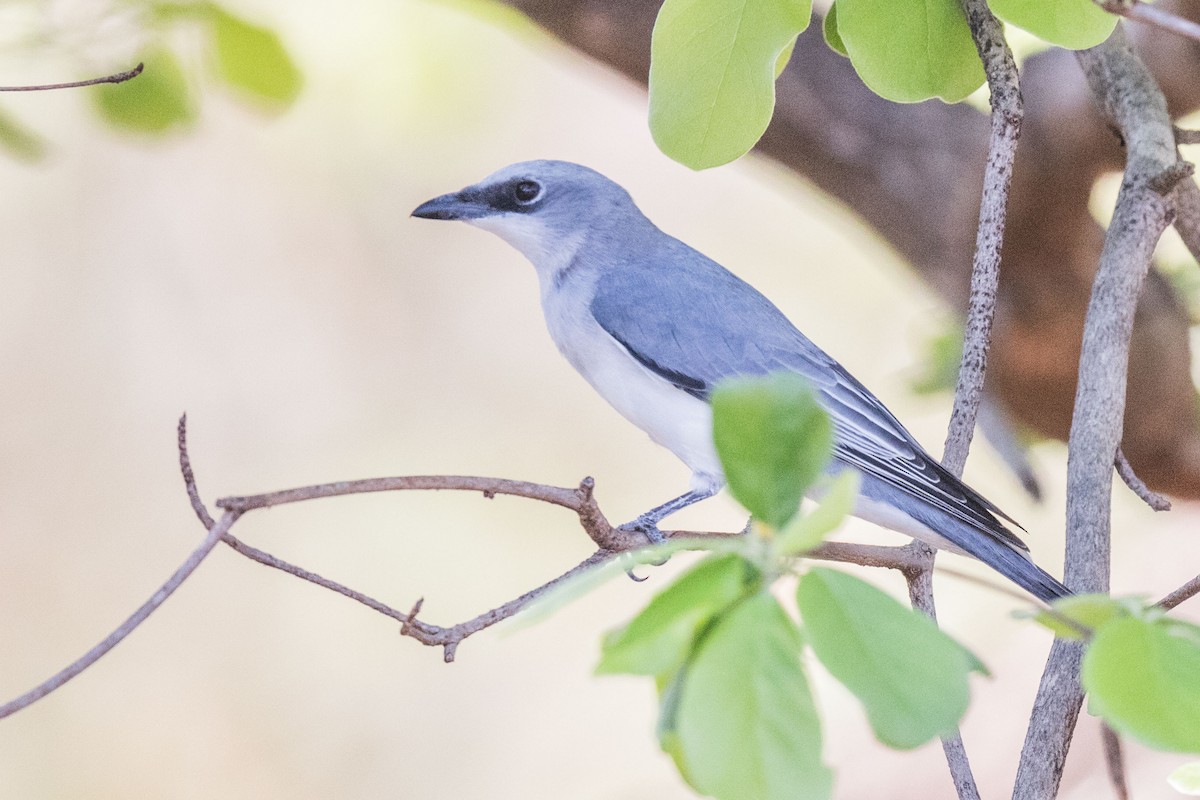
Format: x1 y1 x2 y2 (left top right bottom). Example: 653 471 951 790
597 374 984 800
650 0 1120 168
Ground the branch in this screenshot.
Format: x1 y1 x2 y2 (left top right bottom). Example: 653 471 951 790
1158 573 1200 610
0 63 143 92
1015 24 1184 800
1098 1 1200 44
0 508 239 720
180 416 749 661
217 474 637 547
1114 446 1172 510
1101 723 1130 800
943 0 1022 479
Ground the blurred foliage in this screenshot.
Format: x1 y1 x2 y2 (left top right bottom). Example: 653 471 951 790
93 47 195 133
0 104 46 160
910 323 964 397
598 373 979 800
1170 761 1200 796
5 1 300 150
207 4 302 107
1160 256 1200 322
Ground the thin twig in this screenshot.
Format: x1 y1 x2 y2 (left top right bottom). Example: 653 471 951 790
1177 128 1200 146
400 550 615 662
1098 1 1200 44
0 509 239 720
1101 723 1130 800
1015 24 1183 800
217 474 635 549
0 63 143 92
924 2 1024 796
1158 573 1200 610
1114 446 1172 510
805 540 924 571
943 0 1022 478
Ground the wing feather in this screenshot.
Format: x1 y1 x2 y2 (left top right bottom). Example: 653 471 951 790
590 247 1027 552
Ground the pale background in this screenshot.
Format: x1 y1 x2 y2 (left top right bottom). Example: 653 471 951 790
0 1 1197 798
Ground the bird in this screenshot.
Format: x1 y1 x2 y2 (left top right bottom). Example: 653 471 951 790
412 160 1069 602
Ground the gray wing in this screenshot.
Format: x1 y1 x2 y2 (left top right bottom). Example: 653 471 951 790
589 244 1028 552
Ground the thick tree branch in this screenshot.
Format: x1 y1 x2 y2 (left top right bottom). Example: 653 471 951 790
1015 24 1185 800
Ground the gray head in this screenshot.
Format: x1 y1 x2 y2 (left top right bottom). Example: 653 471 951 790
412 160 652 270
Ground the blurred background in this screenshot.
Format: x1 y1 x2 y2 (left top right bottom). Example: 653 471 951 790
0 0 1196 797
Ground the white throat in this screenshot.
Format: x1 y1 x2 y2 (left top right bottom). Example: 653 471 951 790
469 215 584 287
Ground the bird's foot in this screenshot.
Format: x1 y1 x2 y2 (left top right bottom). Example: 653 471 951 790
618 516 669 580
618 514 668 546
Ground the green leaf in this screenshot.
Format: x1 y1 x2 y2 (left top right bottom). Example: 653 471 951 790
835 0 984 103
0 106 45 161
775 470 858 556
797 568 975 749
92 48 194 134
1170 761 1200 795
988 0 1118 50
1023 593 1133 640
1083 616 1200 752
597 553 758 677
209 5 302 107
711 372 833 529
649 0 813 169
774 35 798 77
664 592 832 800
822 4 848 57
517 536 746 630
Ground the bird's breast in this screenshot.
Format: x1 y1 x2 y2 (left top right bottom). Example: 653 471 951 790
539 287 722 483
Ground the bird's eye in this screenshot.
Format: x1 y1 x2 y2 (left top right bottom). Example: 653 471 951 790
513 180 542 204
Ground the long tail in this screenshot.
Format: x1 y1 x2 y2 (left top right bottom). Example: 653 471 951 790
854 474 1070 603
959 534 1070 603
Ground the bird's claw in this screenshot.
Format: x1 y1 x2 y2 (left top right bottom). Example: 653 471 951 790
618 516 670 574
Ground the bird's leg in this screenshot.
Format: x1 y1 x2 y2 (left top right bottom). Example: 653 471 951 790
619 486 718 545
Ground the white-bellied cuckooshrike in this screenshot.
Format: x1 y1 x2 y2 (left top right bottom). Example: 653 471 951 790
413 160 1068 602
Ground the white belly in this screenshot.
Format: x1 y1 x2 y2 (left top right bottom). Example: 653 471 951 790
540 285 723 488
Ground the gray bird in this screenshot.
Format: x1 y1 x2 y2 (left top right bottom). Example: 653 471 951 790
412 160 1068 602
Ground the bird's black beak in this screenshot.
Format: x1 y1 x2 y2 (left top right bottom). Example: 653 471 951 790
411 190 491 221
